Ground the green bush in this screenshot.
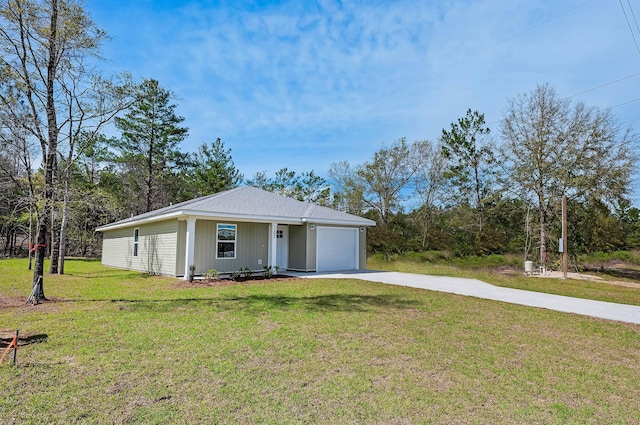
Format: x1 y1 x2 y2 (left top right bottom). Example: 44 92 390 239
578 250 640 266
205 269 219 280
262 265 274 279
242 267 253 278
373 251 523 269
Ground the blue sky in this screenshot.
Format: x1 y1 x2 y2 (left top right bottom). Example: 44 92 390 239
87 0 640 203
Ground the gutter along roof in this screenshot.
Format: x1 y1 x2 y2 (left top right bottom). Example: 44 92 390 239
96 186 376 232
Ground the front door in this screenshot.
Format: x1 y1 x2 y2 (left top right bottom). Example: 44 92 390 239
276 225 288 270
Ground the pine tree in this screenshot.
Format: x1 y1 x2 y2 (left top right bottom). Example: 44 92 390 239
113 79 189 214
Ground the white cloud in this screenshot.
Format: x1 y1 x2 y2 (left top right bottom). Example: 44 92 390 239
88 0 640 200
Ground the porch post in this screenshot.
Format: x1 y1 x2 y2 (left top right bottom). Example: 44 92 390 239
268 222 278 267
184 217 196 280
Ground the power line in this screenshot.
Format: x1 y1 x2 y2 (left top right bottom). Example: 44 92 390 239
527 27 620 66
607 97 640 109
621 115 640 125
619 0 640 55
627 0 640 36
486 91 640 128
566 71 640 98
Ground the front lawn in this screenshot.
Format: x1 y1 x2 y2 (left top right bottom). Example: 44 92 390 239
1 259 639 424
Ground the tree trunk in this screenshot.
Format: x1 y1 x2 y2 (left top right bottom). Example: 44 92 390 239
538 194 547 265
523 203 532 265
3 228 8 257
32 222 47 299
11 229 16 256
28 203 33 270
57 166 72 274
474 164 483 237
49 207 59 273
32 0 60 295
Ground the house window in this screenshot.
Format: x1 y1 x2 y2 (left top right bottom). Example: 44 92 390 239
276 230 283 239
217 224 236 259
133 228 139 257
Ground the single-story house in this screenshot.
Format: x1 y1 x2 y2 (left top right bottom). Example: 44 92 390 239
96 186 375 279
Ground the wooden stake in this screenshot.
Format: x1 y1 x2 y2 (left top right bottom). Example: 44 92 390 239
562 194 568 280
13 330 18 366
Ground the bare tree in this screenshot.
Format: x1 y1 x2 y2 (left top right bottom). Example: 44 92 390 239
0 0 109 296
413 140 448 250
329 138 426 225
328 161 366 214
0 102 39 265
501 83 636 264
55 73 135 274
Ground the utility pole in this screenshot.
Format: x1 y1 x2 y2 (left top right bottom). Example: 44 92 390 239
562 194 568 280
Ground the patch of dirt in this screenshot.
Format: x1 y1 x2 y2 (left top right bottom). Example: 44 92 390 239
0 294 24 309
494 266 519 275
541 270 640 288
173 275 301 289
489 265 640 288
0 294 69 310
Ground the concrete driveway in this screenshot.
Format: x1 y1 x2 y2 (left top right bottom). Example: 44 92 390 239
294 270 640 325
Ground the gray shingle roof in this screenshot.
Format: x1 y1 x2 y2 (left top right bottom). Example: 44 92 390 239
96 186 375 231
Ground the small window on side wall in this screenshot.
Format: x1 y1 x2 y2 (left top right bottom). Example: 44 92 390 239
133 228 139 257
216 224 236 259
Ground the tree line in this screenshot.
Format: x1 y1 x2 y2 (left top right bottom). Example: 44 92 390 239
330 87 638 262
1 1 638 297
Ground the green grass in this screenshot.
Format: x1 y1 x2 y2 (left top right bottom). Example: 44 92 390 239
1 258 640 424
368 256 640 306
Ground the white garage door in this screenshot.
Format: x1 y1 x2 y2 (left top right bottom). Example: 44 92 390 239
317 227 359 272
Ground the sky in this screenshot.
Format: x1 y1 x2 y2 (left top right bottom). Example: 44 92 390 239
86 0 640 203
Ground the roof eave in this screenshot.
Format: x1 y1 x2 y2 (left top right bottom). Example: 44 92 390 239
302 217 376 227
96 209 307 232
95 211 185 232
96 204 375 232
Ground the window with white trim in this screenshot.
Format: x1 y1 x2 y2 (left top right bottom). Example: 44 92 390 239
216 224 236 259
133 228 139 257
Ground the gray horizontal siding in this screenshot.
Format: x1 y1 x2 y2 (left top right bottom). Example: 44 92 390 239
193 221 269 274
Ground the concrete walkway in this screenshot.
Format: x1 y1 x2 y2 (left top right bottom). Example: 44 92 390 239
292 270 640 325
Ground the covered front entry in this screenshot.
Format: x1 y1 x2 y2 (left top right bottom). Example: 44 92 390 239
316 226 359 272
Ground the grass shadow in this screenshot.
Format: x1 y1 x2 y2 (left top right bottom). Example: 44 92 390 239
63 270 159 280
0 333 48 348
218 293 421 313
581 267 640 281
